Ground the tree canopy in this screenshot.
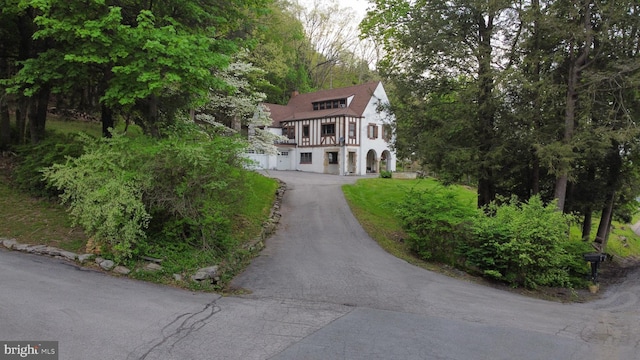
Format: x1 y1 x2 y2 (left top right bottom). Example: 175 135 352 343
362 0 640 249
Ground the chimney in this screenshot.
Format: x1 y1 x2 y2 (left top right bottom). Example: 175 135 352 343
291 90 299 98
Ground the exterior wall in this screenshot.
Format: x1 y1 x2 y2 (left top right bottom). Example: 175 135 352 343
247 83 396 175
281 116 360 148
357 83 396 174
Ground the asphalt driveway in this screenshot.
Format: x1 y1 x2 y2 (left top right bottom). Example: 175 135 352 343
232 170 640 359
2 170 639 359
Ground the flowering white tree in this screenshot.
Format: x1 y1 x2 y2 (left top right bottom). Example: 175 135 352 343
196 52 285 155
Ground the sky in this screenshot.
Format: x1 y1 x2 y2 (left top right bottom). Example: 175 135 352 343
298 0 371 23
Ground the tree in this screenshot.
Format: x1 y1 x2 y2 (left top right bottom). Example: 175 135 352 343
2 0 270 140
196 52 286 155
247 0 314 104
291 0 377 90
362 0 523 207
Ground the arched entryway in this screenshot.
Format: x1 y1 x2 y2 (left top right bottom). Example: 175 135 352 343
366 149 377 173
381 150 391 172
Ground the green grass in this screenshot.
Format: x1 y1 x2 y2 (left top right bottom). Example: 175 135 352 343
343 177 640 284
342 177 476 270
2 117 278 291
606 222 640 258
47 114 143 137
0 178 87 253
46 115 103 137
233 171 279 243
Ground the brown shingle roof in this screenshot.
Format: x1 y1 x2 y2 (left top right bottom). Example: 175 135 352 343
265 81 381 127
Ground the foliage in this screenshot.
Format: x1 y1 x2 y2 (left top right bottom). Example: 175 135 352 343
13 132 88 197
42 133 150 262
362 0 640 249
248 0 314 104
392 184 590 289
42 123 251 263
1 0 270 142
396 185 477 264
142 127 250 254
294 0 378 90
196 52 286 155
464 196 578 289
379 170 392 178
2 117 279 289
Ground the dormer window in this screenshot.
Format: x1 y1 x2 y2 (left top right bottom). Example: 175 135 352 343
313 98 347 111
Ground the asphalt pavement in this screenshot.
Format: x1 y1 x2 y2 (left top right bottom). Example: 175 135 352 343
1 170 639 359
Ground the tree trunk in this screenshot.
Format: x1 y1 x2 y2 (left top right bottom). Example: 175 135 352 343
595 191 615 250
15 98 28 144
554 58 578 212
15 9 35 145
101 103 114 138
0 52 10 148
148 94 159 138
100 67 114 137
582 208 592 241
530 0 541 198
475 14 496 208
594 144 622 251
531 151 540 196
555 0 593 212
28 85 50 144
0 95 10 149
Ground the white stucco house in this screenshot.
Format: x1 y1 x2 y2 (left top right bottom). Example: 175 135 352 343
247 81 396 175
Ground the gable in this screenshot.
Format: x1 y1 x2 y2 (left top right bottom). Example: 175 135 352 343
264 81 386 127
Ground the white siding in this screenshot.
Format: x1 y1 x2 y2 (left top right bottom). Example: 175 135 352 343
248 83 396 175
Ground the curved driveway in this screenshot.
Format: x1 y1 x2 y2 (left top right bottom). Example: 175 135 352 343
232 170 640 359
2 170 639 359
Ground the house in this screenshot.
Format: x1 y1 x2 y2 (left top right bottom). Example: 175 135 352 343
247 81 396 175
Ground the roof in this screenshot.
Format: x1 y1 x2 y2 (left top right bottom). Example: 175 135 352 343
265 81 381 127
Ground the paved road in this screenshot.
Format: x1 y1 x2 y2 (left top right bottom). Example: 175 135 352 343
2 170 639 359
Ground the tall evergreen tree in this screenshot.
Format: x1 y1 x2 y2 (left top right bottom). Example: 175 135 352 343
362 0 524 207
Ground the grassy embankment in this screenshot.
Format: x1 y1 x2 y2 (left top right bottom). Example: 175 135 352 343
0 116 278 290
343 177 640 275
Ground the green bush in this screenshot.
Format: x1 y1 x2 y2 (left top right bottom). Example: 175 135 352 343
13 132 88 197
43 124 251 263
379 170 392 178
396 186 477 264
464 196 576 289
43 134 151 262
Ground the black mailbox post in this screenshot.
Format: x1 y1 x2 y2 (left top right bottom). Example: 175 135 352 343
583 253 606 284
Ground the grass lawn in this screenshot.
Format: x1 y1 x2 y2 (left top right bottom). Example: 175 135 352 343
343 177 640 288
342 177 476 272
0 176 87 253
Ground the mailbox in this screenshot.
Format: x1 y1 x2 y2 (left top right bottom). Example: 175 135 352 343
583 253 606 263
583 253 606 284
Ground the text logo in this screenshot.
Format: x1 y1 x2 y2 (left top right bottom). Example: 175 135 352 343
0 342 57 360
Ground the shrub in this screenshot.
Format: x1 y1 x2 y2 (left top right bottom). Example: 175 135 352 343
396 186 477 264
143 133 248 253
379 170 392 178
43 124 251 263
43 134 151 262
464 196 575 289
13 132 88 197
